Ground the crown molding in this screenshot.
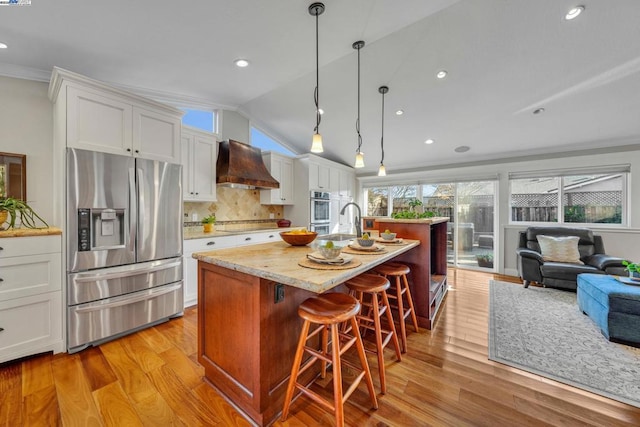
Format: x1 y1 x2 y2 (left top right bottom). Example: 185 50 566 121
0 63 51 82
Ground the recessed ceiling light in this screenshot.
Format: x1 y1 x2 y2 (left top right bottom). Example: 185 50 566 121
565 6 584 20
454 146 470 153
234 59 250 67
436 70 448 79
533 107 545 115
0 43 7 49
396 110 404 115
424 139 434 145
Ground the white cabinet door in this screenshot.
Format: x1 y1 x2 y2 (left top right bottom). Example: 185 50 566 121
338 169 355 198
66 86 133 155
182 127 217 202
309 161 330 191
260 153 294 205
133 106 181 163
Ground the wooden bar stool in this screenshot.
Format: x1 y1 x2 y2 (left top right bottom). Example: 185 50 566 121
281 292 378 426
344 273 402 394
374 262 420 353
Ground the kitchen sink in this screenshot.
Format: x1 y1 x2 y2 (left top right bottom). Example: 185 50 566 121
317 233 357 241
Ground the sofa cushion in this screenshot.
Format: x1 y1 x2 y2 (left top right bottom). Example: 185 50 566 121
525 227 596 258
541 262 601 280
537 235 583 263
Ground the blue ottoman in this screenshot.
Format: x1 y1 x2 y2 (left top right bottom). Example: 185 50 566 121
577 273 640 347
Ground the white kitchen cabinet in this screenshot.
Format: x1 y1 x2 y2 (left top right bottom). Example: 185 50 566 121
182 126 217 202
50 67 183 164
337 168 355 198
236 230 280 246
0 235 63 363
309 161 330 191
183 235 238 308
260 153 294 205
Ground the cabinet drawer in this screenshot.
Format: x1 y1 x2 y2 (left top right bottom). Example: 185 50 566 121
0 253 62 301
184 235 238 253
0 235 61 259
0 291 63 363
238 231 279 246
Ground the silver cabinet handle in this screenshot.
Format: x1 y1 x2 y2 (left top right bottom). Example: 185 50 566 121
206 241 215 246
245 237 251 241
268 235 274 238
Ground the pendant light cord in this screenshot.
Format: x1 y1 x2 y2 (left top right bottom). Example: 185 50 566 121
380 89 385 165
313 10 321 134
356 44 362 153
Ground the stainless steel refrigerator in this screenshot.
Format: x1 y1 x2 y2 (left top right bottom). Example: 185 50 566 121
66 148 183 353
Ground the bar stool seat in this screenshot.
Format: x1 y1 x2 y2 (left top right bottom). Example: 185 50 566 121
345 273 402 394
281 292 378 426
374 261 420 353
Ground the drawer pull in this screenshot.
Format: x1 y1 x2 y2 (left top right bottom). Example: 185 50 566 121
0 247 3 250
0 327 3 332
245 237 251 241
206 241 215 246
268 235 274 238
0 278 3 282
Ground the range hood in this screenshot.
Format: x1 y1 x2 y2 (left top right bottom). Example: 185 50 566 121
216 139 280 189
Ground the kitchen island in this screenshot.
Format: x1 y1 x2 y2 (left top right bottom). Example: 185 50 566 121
193 239 419 426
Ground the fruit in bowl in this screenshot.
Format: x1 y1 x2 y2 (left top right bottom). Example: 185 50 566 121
317 240 343 259
380 229 397 240
280 229 318 246
357 233 375 247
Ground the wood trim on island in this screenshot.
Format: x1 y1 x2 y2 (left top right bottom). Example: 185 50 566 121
194 229 446 426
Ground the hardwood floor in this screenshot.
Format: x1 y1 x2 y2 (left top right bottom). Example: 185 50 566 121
2 269 640 426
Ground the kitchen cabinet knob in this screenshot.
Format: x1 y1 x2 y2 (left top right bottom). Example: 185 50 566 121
0 328 3 332
127 148 131 152
135 150 140 154
0 247 3 250
206 241 215 246
0 278 3 282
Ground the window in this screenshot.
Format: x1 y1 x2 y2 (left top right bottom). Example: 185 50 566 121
365 187 389 216
251 127 295 156
181 108 216 133
390 185 417 215
509 166 628 226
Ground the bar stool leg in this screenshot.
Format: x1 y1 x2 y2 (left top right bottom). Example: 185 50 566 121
282 319 311 421
402 273 420 333
381 290 403 362
393 276 408 353
331 324 345 426
321 325 329 378
350 317 379 410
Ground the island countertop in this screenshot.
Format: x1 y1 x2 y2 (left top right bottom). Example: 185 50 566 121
375 216 449 225
193 239 419 293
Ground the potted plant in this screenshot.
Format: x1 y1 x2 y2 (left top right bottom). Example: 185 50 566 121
622 260 640 279
202 215 216 233
476 253 494 268
0 197 49 229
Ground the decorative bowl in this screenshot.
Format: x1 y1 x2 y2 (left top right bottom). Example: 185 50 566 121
356 238 375 247
277 219 292 228
317 245 343 260
279 231 318 246
380 232 397 241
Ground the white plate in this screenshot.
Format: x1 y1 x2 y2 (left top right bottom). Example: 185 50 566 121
348 243 385 252
375 237 403 244
307 252 354 265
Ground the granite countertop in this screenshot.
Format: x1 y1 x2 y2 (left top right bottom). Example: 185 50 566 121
375 217 449 225
193 239 419 293
0 226 63 238
184 226 298 240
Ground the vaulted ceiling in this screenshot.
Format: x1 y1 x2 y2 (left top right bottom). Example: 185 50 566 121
1 0 639 175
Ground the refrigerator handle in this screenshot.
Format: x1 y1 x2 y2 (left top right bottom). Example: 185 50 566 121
129 165 137 252
71 259 183 283
73 283 182 313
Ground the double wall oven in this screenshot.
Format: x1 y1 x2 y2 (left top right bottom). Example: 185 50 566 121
309 191 330 234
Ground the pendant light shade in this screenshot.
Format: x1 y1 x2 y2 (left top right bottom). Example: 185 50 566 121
309 2 325 153
378 85 389 177
353 40 365 168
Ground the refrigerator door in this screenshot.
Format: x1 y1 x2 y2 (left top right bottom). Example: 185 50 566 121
67 148 136 272
136 158 183 262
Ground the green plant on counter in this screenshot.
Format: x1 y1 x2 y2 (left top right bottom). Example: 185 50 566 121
476 253 493 262
391 210 435 219
0 197 49 229
201 215 216 224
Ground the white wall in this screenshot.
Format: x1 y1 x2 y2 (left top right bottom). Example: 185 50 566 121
0 76 54 223
219 110 249 143
358 146 640 275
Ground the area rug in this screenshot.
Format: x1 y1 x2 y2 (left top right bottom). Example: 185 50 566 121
488 280 640 408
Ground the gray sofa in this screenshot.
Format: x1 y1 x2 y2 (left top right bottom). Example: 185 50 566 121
516 227 626 290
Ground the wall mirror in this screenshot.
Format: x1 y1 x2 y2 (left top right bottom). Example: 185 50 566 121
0 152 27 201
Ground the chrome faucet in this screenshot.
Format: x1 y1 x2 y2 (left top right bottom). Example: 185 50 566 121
340 202 362 237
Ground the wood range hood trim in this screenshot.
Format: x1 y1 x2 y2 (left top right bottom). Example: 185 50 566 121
216 139 280 190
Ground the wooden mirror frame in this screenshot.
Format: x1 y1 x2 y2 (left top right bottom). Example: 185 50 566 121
0 152 27 201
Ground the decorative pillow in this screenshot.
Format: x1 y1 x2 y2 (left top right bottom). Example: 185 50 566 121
537 235 583 264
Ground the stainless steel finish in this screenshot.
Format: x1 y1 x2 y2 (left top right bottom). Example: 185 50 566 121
67 258 183 305
340 202 362 237
66 148 135 271
66 148 184 352
135 158 183 262
67 282 183 352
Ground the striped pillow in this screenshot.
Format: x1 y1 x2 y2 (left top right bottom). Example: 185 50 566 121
537 235 583 264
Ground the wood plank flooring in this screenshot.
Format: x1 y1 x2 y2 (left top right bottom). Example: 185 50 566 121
2 269 640 426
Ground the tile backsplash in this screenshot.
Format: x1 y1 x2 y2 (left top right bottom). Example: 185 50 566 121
184 186 284 226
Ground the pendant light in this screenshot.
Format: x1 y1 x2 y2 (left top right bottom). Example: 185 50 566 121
309 2 325 153
378 86 389 176
353 40 365 168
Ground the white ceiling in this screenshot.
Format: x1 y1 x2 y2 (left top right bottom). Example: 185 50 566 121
1 0 639 175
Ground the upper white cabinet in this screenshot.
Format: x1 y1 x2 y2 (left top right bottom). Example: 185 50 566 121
260 152 294 205
309 161 330 191
49 67 183 164
181 126 217 202
337 168 355 198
